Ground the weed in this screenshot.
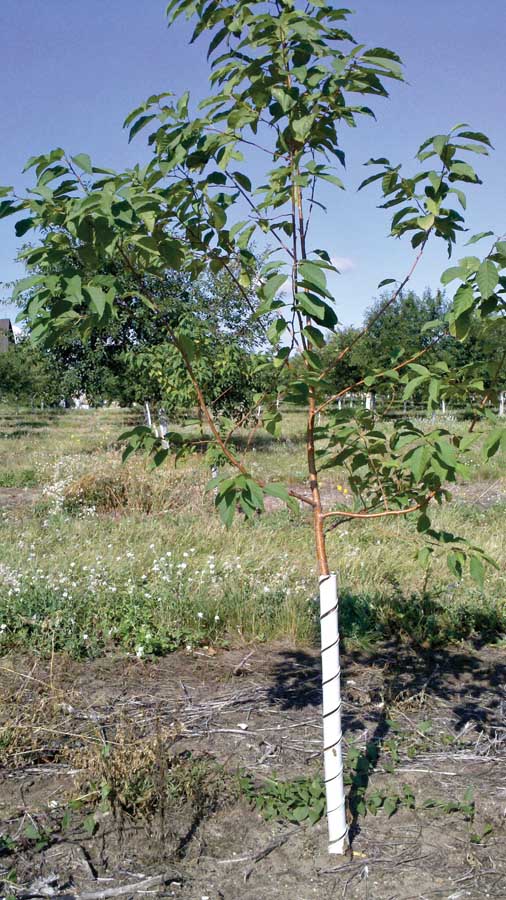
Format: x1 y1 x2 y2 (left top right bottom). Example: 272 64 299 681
423 787 475 822
23 822 53 852
73 727 236 826
470 823 494 844
0 469 38 488
0 834 15 856
240 773 326 825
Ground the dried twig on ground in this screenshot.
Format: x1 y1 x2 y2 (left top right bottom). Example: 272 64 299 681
78 871 182 899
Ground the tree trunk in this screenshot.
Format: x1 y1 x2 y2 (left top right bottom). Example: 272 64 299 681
319 572 347 854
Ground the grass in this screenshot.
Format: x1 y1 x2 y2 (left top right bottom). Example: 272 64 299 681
0 404 505 657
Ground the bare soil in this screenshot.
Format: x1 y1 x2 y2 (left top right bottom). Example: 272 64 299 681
1 641 506 900
0 488 41 510
2 477 505 516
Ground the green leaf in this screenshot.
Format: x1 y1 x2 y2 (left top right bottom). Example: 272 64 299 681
441 266 465 286
417 513 431 533
15 217 35 237
403 375 428 401
260 273 287 302
232 171 252 192
83 814 98 836
295 293 337 328
408 363 430 376
207 200 226 229
72 153 93 174
405 445 431 481
292 116 314 142
24 823 41 840
267 317 287 345
383 796 399 818
457 130 492 147
476 260 498 299
86 285 107 318
447 551 464 579
483 427 505 459
12 275 44 300
417 546 431 568
317 173 345 189
465 231 494 246
417 213 435 231
298 260 327 293
177 333 196 361
291 805 310 823
452 284 475 317
262 483 293 506
469 555 484 590
128 114 156 142
302 325 326 348
450 161 479 182
216 486 237 529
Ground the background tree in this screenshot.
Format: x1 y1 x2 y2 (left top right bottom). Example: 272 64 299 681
13 249 268 408
0 339 65 406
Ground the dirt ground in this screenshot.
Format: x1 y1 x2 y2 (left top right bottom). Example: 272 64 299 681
1 641 506 900
1 474 505 515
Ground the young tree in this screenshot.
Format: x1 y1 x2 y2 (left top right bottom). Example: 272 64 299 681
132 316 275 420
2 0 504 854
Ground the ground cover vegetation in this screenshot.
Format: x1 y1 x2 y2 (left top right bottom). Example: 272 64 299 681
0 408 505 659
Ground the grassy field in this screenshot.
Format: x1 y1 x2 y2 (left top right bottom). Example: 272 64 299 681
0 405 505 659
1 405 506 898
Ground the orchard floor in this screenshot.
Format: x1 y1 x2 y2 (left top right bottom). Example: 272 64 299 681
1 641 506 900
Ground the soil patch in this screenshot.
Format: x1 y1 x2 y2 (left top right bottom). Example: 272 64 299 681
0 487 41 510
264 478 506 513
1 642 506 899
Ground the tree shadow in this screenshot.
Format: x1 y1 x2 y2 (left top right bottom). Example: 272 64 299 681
266 628 506 843
268 637 506 733
0 429 32 439
14 419 53 428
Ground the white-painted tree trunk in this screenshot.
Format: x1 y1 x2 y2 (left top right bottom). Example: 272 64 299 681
211 464 219 497
144 402 152 428
499 391 506 417
440 399 446 414
319 573 347 854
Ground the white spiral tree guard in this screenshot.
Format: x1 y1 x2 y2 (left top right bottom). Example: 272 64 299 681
319 572 347 854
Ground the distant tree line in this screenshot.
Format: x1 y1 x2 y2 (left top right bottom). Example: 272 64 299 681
2 285 504 413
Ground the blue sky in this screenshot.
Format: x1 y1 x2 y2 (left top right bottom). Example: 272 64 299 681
1 0 505 327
